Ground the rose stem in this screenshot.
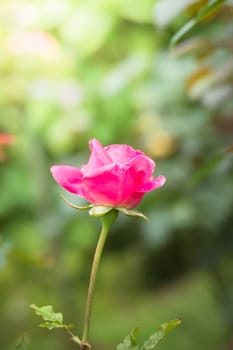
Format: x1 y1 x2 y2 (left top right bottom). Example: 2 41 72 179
81 209 118 348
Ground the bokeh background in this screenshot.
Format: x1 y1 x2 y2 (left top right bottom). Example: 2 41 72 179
0 0 233 349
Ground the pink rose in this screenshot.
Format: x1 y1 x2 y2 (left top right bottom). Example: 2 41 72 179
51 139 165 209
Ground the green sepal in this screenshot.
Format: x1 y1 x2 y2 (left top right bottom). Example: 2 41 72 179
117 328 139 350
30 304 73 331
117 208 149 222
16 336 31 350
89 206 113 217
61 195 149 221
61 195 93 210
141 319 181 349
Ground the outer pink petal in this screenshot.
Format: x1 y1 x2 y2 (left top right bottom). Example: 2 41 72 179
82 139 112 175
137 175 166 192
50 165 85 197
120 192 145 209
129 155 155 190
82 163 135 206
105 144 143 164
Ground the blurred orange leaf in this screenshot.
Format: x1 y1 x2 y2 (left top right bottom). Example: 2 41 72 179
0 133 16 145
186 67 213 90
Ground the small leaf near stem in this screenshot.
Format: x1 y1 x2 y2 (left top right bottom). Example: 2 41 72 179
81 209 118 347
30 304 63 323
141 319 181 349
30 304 75 331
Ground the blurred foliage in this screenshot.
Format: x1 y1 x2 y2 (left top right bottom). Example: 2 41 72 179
0 0 232 350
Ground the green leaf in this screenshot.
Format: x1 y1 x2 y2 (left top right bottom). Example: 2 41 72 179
117 208 149 222
30 304 73 330
30 304 63 323
170 19 196 47
89 206 113 217
16 336 31 350
117 328 139 350
141 319 181 349
170 0 226 46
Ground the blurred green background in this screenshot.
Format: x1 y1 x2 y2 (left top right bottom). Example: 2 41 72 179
0 0 233 349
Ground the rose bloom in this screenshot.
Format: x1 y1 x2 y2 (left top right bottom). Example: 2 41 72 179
51 139 165 209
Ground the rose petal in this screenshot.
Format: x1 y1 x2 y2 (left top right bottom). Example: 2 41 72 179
121 192 145 209
50 165 85 197
137 175 166 192
83 163 135 206
129 155 155 190
105 144 143 164
82 139 112 175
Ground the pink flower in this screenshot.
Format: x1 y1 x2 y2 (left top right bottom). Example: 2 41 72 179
51 139 165 209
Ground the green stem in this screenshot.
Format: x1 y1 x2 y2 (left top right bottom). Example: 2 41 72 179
81 209 118 347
